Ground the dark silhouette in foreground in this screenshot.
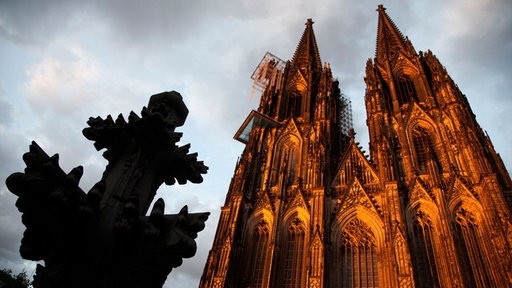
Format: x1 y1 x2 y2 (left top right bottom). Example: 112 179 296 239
6 91 209 288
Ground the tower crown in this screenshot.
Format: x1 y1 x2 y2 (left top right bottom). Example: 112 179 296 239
375 5 415 63
290 18 322 74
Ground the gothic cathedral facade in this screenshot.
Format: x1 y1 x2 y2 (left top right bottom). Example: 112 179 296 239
200 6 512 288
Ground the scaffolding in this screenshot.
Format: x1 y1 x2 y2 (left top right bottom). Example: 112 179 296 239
250 52 286 99
339 93 353 136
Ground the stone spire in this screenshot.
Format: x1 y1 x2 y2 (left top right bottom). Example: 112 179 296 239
290 18 322 73
375 5 415 63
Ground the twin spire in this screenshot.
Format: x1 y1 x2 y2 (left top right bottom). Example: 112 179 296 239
291 6 414 71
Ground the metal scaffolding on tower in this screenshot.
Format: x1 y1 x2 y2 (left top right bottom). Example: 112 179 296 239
339 93 353 136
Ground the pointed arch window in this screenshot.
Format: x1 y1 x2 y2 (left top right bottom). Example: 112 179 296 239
273 140 299 186
396 74 418 105
381 80 394 112
310 236 322 277
280 217 306 288
411 210 440 287
339 218 379 288
248 219 270 287
412 127 441 174
218 238 231 276
455 207 491 287
393 233 412 277
289 91 303 118
281 88 304 120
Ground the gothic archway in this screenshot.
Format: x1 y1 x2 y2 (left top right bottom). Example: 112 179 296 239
450 202 494 287
272 132 301 187
244 210 274 287
405 201 444 288
339 218 379 287
277 216 308 288
331 209 385 288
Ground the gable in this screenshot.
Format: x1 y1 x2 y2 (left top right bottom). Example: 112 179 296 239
338 178 379 214
405 102 436 129
447 177 481 211
409 178 435 204
392 52 419 75
284 188 309 213
333 141 379 187
277 118 302 140
286 69 308 92
253 191 273 214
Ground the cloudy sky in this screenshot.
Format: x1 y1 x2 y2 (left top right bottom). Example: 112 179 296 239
0 0 511 286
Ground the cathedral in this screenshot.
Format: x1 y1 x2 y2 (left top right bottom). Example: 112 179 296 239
200 5 512 288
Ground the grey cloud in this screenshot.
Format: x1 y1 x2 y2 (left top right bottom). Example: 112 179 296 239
0 128 31 275
0 85 13 126
0 192 23 264
0 0 84 46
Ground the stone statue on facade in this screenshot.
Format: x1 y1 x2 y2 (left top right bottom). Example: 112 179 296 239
6 91 209 288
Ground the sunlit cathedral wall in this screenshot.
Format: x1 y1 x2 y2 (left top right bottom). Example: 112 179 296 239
200 5 512 288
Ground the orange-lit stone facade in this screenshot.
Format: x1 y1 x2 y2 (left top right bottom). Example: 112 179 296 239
200 6 512 288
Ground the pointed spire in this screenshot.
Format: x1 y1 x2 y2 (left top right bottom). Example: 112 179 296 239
375 5 414 62
290 18 322 73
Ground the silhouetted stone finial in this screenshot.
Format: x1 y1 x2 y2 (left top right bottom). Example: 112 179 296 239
6 91 209 288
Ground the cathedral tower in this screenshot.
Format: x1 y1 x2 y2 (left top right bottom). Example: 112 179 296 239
200 19 350 288
361 5 512 287
201 6 512 288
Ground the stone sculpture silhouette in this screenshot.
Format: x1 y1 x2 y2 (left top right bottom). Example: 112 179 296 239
6 91 209 288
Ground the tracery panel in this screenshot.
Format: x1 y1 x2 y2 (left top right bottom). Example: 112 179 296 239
455 207 491 287
339 218 379 288
412 126 441 174
396 74 418 105
272 139 299 186
410 210 440 288
249 219 270 287
280 217 306 288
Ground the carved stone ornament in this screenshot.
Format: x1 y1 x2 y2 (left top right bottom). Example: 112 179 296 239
6 91 209 288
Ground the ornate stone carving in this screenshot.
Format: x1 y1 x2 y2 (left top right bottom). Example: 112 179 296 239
341 218 376 247
6 91 209 288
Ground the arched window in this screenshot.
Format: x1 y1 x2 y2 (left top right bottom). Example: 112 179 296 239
273 140 299 186
218 238 231 276
411 210 439 288
339 218 379 288
289 91 303 118
396 74 418 105
455 207 491 287
380 80 394 112
280 217 306 287
249 219 270 287
310 236 322 278
394 232 412 277
412 127 441 174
